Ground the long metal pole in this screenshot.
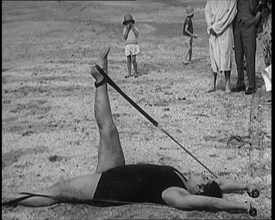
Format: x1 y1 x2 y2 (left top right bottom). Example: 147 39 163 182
95 65 218 178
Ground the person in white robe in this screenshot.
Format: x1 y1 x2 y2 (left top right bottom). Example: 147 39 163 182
205 0 237 93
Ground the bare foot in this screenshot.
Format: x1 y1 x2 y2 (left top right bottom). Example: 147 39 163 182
225 82 231 93
207 88 216 93
225 88 231 93
90 47 110 83
183 60 190 65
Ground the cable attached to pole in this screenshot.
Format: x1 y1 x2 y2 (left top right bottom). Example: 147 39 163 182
95 64 218 178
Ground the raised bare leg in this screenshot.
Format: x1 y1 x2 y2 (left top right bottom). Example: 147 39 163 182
91 47 125 173
2 49 123 207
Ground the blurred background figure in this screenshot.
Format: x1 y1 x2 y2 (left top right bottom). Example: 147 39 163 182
123 14 140 78
232 0 262 95
205 0 237 93
182 5 198 64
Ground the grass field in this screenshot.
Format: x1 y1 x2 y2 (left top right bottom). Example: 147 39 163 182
2 1 271 219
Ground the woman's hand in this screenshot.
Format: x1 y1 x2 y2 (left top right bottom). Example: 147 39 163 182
209 28 217 37
126 23 131 29
247 185 260 198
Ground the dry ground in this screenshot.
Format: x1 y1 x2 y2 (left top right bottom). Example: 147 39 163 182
2 1 271 219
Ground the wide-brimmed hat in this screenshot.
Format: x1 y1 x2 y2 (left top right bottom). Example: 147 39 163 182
186 5 194 16
123 14 135 25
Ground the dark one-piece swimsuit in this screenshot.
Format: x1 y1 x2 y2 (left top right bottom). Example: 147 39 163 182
93 164 187 206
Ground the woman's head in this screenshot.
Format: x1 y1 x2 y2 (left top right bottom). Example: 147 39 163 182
187 172 222 198
201 181 223 198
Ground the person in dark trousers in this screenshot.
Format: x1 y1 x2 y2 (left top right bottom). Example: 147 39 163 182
232 0 262 95
2 48 260 217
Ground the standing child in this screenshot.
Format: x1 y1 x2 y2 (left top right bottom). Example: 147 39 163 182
183 5 197 64
123 14 140 78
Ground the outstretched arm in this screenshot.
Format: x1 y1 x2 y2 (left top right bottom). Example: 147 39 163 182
162 187 252 214
216 178 259 197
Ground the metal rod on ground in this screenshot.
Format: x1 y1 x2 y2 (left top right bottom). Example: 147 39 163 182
2 192 180 209
158 126 218 178
95 64 218 179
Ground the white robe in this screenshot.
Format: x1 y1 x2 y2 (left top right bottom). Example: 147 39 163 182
205 0 237 73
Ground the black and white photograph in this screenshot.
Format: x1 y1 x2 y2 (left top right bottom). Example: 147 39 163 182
2 0 271 219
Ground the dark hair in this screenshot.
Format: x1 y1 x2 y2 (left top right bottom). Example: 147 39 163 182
202 181 223 198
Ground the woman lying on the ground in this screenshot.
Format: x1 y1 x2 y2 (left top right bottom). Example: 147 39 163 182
2 48 259 217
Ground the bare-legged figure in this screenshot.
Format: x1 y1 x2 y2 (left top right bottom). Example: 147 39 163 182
207 70 231 93
205 0 236 94
2 47 124 207
125 54 138 78
92 47 125 173
207 71 217 93
2 48 259 217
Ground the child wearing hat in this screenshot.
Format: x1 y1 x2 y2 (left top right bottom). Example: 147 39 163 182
123 14 140 78
183 5 198 64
